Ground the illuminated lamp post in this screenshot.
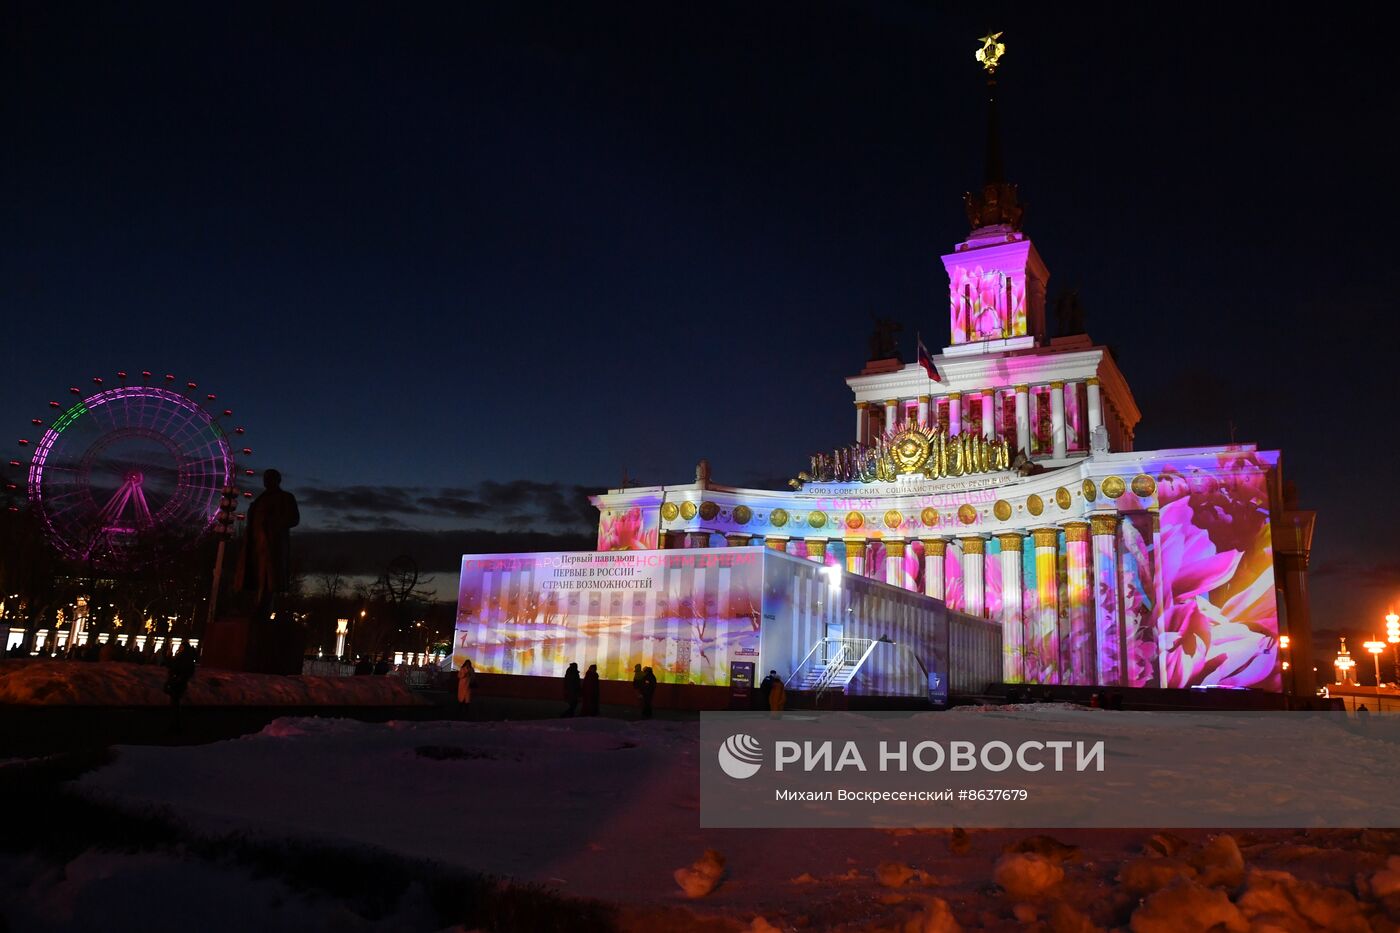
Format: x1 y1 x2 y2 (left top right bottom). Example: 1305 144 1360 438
335 618 349 659
1387 611 1399 683
1334 637 1354 685
1365 638 1386 712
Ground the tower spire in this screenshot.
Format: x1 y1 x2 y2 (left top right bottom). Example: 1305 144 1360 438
963 32 1024 234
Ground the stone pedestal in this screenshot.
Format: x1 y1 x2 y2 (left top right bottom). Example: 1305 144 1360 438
202 613 307 675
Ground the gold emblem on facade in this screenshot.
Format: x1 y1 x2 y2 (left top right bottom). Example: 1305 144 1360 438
1027 494 1044 516
957 503 977 525
1082 479 1097 502
698 501 719 521
845 511 864 530
770 508 789 528
883 509 903 529
680 501 698 520
993 499 1012 521
1055 486 1072 510
1102 476 1126 499
790 423 1011 488
1131 474 1157 497
807 510 827 529
920 507 939 526
660 502 679 522
732 505 752 525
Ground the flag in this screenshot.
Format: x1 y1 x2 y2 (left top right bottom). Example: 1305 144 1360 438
917 335 941 382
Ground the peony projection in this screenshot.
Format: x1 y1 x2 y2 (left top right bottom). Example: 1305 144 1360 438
1154 454 1281 691
949 265 1027 344
596 506 659 551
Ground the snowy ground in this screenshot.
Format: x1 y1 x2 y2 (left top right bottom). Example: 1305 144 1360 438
6 711 1391 931
0 659 428 706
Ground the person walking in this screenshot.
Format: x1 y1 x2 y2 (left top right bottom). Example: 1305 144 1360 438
768 672 787 717
639 666 657 719
632 663 645 714
562 662 581 717
164 644 198 734
581 663 600 716
457 659 476 719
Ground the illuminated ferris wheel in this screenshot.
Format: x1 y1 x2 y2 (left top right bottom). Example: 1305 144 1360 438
16 372 252 571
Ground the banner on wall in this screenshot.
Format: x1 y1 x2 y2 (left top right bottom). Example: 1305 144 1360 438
455 550 763 686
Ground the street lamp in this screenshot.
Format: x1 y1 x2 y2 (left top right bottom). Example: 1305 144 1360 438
1365 638 1386 712
1335 637 1355 685
1386 610 1399 683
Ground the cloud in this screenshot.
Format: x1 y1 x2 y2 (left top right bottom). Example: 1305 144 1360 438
293 478 604 532
292 528 595 577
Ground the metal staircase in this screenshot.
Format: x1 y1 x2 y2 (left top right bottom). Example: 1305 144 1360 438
787 637 878 703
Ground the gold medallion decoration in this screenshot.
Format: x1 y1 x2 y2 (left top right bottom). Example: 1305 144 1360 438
807 510 827 529
660 502 680 522
993 499 1012 521
1026 494 1044 516
698 501 719 521
845 511 864 530
890 431 931 474
1082 479 1097 502
770 508 789 528
1055 486 1072 510
1102 476 1126 499
883 509 903 529
732 505 752 525
1131 474 1157 497
920 507 939 526
957 503 977 525
679 501 698 520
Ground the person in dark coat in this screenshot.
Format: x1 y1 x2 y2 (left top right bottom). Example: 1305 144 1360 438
353 655 373 675
562 662 581 717
164 645 198 733
373 655 391 676
757 670 778 709
639 666 657 719
581 663 601 716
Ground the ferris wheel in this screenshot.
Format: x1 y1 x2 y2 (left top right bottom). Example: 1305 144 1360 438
16 372 252 571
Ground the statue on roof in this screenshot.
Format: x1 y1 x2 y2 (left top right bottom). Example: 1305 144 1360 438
868 317 902 361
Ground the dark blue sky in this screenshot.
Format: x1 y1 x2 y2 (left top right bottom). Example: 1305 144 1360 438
3 3 1395 632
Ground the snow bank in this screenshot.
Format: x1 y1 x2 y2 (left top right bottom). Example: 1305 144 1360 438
0 660 427 706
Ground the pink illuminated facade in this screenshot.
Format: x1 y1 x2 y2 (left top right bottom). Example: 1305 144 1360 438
591 174 1316 698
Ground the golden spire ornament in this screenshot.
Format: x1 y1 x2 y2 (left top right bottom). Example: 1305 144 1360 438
975 31 1006 74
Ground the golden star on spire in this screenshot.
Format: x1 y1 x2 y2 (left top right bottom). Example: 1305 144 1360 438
975 31 1006 74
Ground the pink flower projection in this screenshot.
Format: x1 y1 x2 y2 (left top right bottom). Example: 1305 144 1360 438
1155 457 1280 691
949 265 1027 344
596 507 659 552
944 546 965 612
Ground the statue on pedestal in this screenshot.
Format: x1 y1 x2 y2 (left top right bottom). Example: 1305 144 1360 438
235 469 300 616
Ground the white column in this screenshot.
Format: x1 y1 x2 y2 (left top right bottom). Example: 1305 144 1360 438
844 538 867 576
981 390 995 438
856 401 869 444
1032 527 1060 684
884 398 898 434
884 539 907 589
1064 522 1093 685
1014 384 1030 456
917 395 930 428
1050 381 1067 459
922 538 946 599
947 392 962 435
1090 515 1122 686
961 537 985 617
998 533 1024 682
1086 377 1103 436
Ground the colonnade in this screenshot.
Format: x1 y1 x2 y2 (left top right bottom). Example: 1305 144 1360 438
663 512 1141 688
855 377 1105 459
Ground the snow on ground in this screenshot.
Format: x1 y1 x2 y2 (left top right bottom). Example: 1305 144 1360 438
65 707 1400 930
0 849 439 933
0 660 428 706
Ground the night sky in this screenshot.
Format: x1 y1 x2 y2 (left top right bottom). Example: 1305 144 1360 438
3 3 1395 639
